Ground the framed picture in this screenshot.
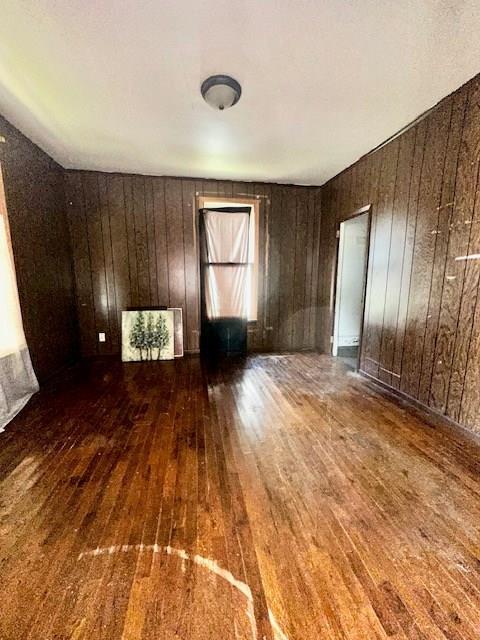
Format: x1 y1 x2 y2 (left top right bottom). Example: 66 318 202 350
121 310 174 362
168 307 184 357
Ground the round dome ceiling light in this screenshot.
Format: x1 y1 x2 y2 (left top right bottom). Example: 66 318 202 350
201 75 242 110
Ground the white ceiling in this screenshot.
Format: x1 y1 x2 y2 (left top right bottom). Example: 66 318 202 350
1 1 480 185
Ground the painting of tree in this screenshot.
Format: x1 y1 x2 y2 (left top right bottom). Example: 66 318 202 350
122 310 174 362
145 312 155 360
129 310 146 360
153 313 170 359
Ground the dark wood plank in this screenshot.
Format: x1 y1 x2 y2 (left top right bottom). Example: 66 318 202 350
123 175 140 308
308 189 322 349
400 99 452 398
164 178 186 315
252 184 266 352
152 176 169 306
106 174 132 336
257 184 271 351
278 186 296 349
65 172 96 357
378 127 416 386
360 150 383 373
363 142 399 377
182 179 199 352
132 175 151 305
144 176 159 307
303 189 316 348
98 173 119 352
266 185 282 350
292 188 308 349
216 180 234 198
203 180 218 197
391 121 428 389
83 173 111 355
316 182 338 354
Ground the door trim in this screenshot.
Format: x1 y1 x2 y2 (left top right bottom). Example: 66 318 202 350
331 205 372 371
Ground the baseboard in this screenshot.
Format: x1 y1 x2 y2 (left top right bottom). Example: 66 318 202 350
357 369 480 445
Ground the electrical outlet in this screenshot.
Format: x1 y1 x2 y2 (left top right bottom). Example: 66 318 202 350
98 332 106 343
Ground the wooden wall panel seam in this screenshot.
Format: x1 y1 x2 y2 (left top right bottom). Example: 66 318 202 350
396 121 428 389
398 119 430 395
391 121 428 389
361 149 385 375
81 175 99 346
99 173 118 350
380 128 416 386
377 139 401 386
121 177 135 307
97 173 113 349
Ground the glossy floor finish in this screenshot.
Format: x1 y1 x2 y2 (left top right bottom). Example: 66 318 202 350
1 353 480 640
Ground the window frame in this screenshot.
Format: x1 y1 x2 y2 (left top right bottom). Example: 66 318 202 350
197 195 260 323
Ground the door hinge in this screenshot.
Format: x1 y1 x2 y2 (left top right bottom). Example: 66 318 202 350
336 229 340 239
330 335 334 344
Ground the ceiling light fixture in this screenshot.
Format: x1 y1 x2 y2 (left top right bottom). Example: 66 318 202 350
201 75 242 111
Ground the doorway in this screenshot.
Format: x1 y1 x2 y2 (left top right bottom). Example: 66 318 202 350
332 210 370 370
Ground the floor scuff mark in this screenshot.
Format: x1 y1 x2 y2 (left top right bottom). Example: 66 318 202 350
78 544 287 640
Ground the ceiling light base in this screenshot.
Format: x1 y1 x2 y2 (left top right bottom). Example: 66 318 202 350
201 75 242 110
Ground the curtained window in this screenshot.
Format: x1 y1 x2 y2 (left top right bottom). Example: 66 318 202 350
201 199 258 321
0 164 38 431
202 208 251 320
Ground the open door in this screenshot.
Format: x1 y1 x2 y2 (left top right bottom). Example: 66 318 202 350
332 210 370 370
199 206 252 356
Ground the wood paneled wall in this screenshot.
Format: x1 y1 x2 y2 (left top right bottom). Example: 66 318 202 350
0 116 78 381
65 171 321 356
318 75 480 434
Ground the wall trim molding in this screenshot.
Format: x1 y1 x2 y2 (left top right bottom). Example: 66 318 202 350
358 369 480 446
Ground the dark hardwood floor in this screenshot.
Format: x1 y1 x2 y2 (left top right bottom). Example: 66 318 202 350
1 353 480 639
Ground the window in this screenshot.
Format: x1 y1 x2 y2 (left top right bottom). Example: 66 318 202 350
199 197 259 321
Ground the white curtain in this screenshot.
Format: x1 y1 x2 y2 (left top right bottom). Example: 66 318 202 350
203 210 250 319
0 167 38 432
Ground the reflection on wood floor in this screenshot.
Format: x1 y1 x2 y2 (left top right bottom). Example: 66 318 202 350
1 353 480 639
